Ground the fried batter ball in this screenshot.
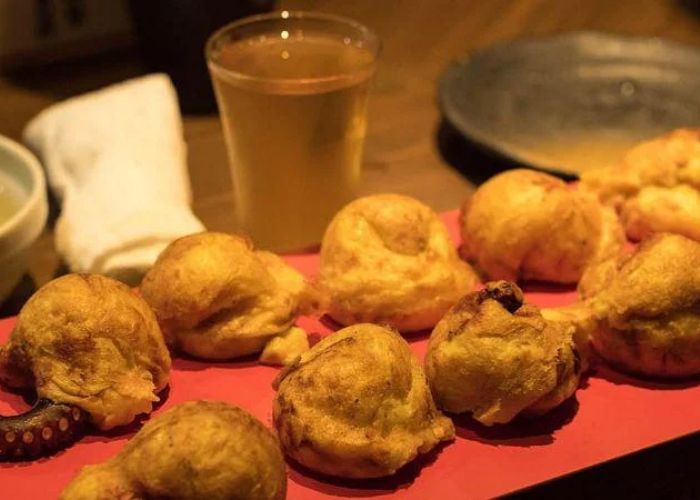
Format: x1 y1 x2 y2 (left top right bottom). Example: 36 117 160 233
585 233 700 377
60 401 286 500
460 169 624 284
273 323 454 478
581 128 700 242
140 232 308 360
0 274 170 430
318 194 477 332
425 282 581 425
541 302 597 372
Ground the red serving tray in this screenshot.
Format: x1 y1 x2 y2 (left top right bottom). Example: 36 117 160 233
2 210 700 499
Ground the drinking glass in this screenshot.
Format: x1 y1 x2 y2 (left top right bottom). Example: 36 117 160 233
206 11 379 251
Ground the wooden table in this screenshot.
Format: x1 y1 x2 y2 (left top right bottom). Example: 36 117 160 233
1 0 699 304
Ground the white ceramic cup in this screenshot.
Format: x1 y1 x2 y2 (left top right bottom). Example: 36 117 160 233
0 135 48 306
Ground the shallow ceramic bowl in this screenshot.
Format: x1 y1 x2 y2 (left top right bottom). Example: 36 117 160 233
0 135 48 304
439 32 700 175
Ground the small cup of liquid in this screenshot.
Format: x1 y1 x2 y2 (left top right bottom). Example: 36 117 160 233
206 11 379 251
0 179 21 225
0 135 48 304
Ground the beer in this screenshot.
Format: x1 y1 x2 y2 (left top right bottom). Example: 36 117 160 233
207 13 378 251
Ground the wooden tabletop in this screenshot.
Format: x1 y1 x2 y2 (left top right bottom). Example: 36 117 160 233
1 0 699 311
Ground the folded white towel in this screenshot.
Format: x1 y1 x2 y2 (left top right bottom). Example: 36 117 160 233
23 74 205 285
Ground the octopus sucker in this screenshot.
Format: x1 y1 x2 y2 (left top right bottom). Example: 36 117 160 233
0 399 87 460
0 273 171 461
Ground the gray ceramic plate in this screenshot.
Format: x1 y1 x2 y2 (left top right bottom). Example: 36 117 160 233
439 32 700 175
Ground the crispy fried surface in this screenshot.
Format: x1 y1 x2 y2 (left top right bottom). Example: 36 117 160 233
541 302 596 372
581 128 700 242
260 326 309 367
61 401 286 500
460 169 623 284
622 184 700 241
0 274 170 430
425 282 580 425
318 194 477 332
140 232 305 359
273 323 454 478
588 233 700 377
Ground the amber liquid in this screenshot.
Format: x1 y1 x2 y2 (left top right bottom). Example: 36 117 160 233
513 131 660 173
0 173 21 226
210 34 375 250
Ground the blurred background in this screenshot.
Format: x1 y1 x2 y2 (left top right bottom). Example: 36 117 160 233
0 0 699 311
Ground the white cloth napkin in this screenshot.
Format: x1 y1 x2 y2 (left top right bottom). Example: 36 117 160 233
23 74 205 285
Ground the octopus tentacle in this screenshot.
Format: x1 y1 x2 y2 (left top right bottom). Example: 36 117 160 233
0 399 87 460
479 280 524 313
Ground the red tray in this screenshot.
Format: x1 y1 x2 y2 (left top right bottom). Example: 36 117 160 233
2 210 700 499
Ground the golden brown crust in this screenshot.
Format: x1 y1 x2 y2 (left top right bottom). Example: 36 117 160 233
541 302 597 372
0 274 171 430
318 194 478 332
622 185 700 241
425 281 580 425
140 232 306 359
608 128 700 193
260 326 310 366
273 323 454 478
61 401 286 500
578 253 625 300
460 169 624 284
587 233 700 377
581 128 700 241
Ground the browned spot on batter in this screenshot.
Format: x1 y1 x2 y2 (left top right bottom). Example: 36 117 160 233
77 273 92 282
617 328 642 359
52 335 96 363
573 347 582 375
42 427 53 440
59 418 69 432
554 348 567 384
452 293 479 314
273 357 301 390
481 281 523 313
72 408 81 421
22 431 34 444
5 431 16 443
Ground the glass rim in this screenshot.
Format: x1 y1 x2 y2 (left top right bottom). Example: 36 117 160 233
205 10 380 87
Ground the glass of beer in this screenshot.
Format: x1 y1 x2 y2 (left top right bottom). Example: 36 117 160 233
206 11 379 251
